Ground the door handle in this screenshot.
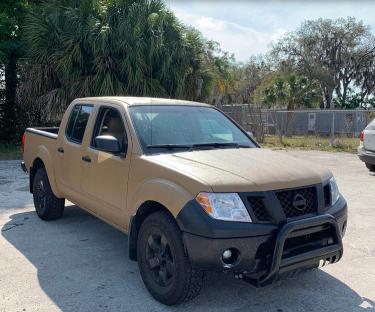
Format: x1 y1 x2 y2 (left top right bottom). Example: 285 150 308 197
57 147 64 154
82 156 91 163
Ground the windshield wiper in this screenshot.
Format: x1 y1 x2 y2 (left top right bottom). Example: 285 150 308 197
146 144 193 150
146 142 251 151
191 142 250 149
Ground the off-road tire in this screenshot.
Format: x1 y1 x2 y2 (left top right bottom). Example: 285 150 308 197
137 210 204 305
366 163 375 172
33 168 65 220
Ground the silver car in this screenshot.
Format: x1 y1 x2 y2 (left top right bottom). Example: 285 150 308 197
358 118 375 172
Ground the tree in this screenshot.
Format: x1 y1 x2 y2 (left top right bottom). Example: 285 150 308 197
333 92 375 110
0 0 38 142
18 0 230 123
353 41 375 103
254 72 321 110
208 55 271 106
182 33 234 103
272 17 375 109
254 72 321 137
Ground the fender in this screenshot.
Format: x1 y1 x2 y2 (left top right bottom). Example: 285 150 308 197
34 145 62 198
127 178 194 223
127 178 195 260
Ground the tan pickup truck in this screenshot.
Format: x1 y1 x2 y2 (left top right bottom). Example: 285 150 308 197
22 97 347 305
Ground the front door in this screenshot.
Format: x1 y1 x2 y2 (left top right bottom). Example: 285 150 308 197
80 105 132 228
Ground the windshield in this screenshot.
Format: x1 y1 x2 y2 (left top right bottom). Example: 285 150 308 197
129 105 256 153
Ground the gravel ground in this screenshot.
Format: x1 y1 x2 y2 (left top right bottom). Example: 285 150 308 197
0 150 374 312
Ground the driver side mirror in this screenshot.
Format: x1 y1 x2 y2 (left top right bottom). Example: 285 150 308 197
94 135 121 154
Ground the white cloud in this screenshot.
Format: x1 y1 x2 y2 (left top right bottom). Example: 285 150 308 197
174 10 286 62
169 1 375 62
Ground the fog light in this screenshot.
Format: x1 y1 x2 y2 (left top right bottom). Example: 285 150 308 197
221 248 239 267
223 249 232 260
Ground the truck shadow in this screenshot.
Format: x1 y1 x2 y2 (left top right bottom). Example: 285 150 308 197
2 205 373 312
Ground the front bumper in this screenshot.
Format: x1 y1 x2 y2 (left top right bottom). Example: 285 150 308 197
178 196 347 286
358 146 375 165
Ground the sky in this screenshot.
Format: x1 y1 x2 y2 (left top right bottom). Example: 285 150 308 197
168 1 375 62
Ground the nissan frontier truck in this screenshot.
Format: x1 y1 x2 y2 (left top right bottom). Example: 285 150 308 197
21 97 347 305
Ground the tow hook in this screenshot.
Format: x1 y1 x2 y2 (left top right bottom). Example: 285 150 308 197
234 273 244 279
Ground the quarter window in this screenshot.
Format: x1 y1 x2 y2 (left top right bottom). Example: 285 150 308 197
65 104 93 144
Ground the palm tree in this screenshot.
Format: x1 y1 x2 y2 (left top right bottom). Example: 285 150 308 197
19 0 221 122
254 72 322 141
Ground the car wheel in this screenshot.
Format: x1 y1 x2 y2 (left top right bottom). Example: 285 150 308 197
33 168 65 220
137 211 204 305
365 163 375 172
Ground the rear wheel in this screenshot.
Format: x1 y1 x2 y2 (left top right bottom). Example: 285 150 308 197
365 163 375 172
33 168 65 220
137 211 204 305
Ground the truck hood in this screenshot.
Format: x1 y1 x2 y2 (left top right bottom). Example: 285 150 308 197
151 148 331 192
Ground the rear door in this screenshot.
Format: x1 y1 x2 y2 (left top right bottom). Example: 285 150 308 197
56 104 94 197
80 104 132 228
364 119 375 152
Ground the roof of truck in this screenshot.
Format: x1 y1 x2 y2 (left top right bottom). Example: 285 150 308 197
74 96 211 107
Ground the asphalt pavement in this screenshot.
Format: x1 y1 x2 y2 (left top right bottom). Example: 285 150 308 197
0 150 374 312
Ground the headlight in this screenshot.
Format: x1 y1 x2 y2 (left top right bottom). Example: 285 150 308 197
196 192 252 222
329 177 340 206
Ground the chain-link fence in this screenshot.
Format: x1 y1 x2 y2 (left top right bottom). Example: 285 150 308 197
218 104 375 142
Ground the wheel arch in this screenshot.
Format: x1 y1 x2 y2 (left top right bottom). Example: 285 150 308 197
128 200 175 261
29 157 45 193
29 146 61 197
127 178 195 261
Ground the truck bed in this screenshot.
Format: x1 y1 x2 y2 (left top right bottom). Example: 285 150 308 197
25 127 60 139
23 127 61 176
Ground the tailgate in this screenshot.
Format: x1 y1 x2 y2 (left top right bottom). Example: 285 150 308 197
364 120 375 152
23 128 58 170
364 130 375 152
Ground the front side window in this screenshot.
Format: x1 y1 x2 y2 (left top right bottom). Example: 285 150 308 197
91 107 128 153
65 104 93 144
129 105 256 154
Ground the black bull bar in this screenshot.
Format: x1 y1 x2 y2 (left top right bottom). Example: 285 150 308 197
245 214 343 287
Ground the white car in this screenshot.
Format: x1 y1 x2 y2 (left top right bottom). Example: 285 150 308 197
358 119 375 172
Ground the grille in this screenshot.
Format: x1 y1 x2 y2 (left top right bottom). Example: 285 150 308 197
324 184 331 207
276 187 317 218
248 196 271 222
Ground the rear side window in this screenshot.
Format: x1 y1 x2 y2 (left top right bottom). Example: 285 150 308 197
65 104 93 144
366 119 375 130
65 105 80 138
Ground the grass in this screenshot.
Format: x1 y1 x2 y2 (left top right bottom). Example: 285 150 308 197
0 144 22 160
262 135 359 153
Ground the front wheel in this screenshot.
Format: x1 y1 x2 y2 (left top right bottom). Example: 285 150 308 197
365 163 375 172
33 168 65 220
137 211 204 305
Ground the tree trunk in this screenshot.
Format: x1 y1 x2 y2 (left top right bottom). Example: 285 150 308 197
248 103 264 143
270 109 284 146
285 98 294 136
329 94 335 109
322 86 334 109
2 53 18 143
